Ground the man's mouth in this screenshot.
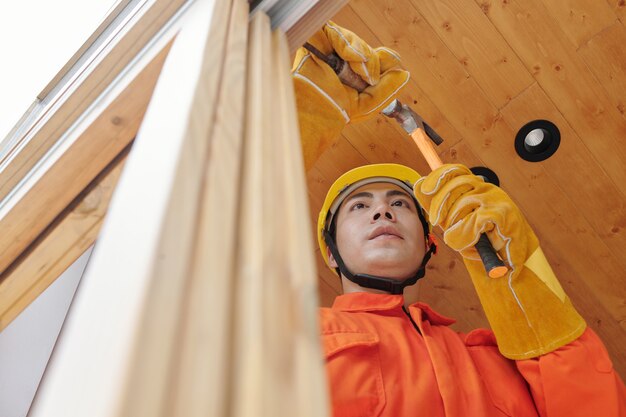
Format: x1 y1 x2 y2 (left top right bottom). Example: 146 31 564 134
368 226 403 240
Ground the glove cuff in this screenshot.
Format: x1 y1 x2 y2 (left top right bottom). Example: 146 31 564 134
465 247 586 360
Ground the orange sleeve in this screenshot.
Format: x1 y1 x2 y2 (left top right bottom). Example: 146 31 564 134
516 328 626 417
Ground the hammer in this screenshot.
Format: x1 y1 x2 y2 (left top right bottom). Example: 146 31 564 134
304 43 508 278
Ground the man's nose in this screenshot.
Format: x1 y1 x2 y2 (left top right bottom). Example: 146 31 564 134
372 204 394 221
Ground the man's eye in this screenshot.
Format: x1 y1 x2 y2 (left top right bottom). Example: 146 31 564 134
392 200 409 207
351 202 366 210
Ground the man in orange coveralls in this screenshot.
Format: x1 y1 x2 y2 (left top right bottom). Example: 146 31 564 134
293 21 626 417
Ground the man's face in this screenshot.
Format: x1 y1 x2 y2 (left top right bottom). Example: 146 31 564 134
328 182 426 280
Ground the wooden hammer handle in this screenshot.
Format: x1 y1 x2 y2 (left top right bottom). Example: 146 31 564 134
410 128 508 278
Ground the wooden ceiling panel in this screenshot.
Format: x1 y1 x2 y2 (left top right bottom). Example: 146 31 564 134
408 0 534 108
606 0 626 21
579 22 626 118
500 83 626 272
307 1 626 377
537 0 617 48
478 0 626 192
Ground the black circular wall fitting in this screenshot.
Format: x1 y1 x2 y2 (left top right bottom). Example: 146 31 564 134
470 166 500 186
515 120 561 162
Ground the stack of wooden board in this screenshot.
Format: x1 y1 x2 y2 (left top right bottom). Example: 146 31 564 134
28 1 330 416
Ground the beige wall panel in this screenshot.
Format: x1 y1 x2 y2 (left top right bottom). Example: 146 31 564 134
408 0 534 108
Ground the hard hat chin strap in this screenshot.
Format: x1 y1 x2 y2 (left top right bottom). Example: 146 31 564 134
323 230 436 295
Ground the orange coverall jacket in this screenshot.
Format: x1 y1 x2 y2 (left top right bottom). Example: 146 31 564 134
320 292 626 417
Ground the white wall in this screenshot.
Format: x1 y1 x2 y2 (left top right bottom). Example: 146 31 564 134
0 249 92 417
0 1 116 140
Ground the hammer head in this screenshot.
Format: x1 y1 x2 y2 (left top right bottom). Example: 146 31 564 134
382 99 444 145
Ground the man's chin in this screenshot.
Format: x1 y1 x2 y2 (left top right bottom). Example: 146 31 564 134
358 259 420 281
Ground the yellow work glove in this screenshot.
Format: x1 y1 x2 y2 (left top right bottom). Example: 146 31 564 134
292 21 410 170
413 164 586 360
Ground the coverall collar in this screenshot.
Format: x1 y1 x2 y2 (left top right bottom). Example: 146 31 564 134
332 292 456 326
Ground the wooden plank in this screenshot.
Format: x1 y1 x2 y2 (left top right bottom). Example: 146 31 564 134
536 0 617 48
475 0 626 194
0 42 171 277
0 147 128 331
231 13 329 417
0 0 188 202
116 0 237 415
578 21 626 117
501 82 626 272
164 0 247 415
273 28 329 415
408 0 534 108
310 134 369 178
231 14 277 415
606 0 626 21
286 0 349 53
28 0 232 415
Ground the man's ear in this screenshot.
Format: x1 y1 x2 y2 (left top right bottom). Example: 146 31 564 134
327 247 338 268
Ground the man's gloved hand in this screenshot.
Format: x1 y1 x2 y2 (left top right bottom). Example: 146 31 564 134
292 21 409 170
413 164 586 360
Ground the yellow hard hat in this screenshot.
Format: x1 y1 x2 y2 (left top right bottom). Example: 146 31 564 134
317 163 432 273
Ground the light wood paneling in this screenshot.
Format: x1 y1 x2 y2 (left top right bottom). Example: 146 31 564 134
165 0 248 415
606 0 626 21
579 21 626 117
500 83 626 272
0 147 127 331
409 0 534 108
307 0 626 379
476 0 626 193
537 0 617 48
231 13 328 417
